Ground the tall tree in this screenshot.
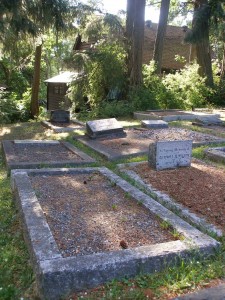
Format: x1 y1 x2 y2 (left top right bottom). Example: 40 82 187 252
192 0 214 87
126 0 146 87
153 0 171 75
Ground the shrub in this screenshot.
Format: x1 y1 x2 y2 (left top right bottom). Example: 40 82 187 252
0 90 30 124
162 63 212 110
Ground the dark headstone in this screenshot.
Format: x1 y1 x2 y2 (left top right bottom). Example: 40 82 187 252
141 120 168 129
86 118 125 138
50 110 70 123
148 140 192 170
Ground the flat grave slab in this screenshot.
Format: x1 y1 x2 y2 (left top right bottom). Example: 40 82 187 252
141 120 168 129
204 147 225 163
117 159 224 237
11 167 219 299
134 110 221 122
86 118 125 138
2 140 95 172
42 119 85 133
192 115 223 126
75 128 225 161
148 140 192 170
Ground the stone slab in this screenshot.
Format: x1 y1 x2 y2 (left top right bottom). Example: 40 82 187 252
50 110 70 123
117 161 223 237
141 120 168 129
193 115 223 126
1 140 95 173
149 140 193 170
86 118 125 138
134 110 221 122
41 119 85 133
204 147 225 163
11 167 220 299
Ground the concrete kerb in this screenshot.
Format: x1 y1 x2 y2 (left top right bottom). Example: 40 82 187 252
1 140 95 174
41 119 85 133
117 161 223 237
204 147 225 164
75 135 225 161
11 167 220 300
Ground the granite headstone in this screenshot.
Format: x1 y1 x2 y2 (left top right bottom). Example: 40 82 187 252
50 110 70 123
86 118 125 138
148 140 193 170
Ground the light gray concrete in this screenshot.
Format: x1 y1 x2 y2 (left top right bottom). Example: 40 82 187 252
172 283 225 300
11 167 220 300
141 120 168 129
148 140 193 170
204 147 225 164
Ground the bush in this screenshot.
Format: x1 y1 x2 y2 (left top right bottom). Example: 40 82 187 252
0 90 30 124
162 63 212 110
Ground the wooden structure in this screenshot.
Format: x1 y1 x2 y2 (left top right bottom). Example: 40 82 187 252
45 71 78 111
74 23 193 72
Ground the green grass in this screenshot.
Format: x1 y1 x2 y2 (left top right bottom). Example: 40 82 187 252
0 121 224 299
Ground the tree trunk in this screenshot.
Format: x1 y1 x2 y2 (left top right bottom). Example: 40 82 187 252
128 0 146 87
126 0 136 78
221 42 225 81
153 0 170 75
30 43 42 118
193 0 214 87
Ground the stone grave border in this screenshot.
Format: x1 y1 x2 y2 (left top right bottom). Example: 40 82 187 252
2 140 95 172
41 119 85 133
75 133 225 161
204 147 225 164
117 161 223 237
134 110 221 122
11 167 219 300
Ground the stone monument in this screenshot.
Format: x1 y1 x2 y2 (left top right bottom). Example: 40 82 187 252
86 118 125 138
50 110 70 123
148 140 193 170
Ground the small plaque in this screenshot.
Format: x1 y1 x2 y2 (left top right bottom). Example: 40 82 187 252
50 110 70 123
86 118 125 138
149 140 193 170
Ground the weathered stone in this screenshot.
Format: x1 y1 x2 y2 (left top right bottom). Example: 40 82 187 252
50 110 70 123
86 118 125 138
141 120 168 129
148 140 193 170
193 115 223 126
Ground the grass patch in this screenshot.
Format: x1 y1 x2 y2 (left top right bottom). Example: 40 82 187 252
0 152 34 300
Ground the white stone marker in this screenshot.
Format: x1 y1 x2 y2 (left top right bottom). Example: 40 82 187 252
148 140 193 170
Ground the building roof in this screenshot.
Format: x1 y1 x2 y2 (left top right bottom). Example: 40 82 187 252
45 71 79 83
74 23 192 71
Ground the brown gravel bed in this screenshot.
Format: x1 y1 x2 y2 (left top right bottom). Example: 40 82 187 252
127 160 225 233
99 128 223 152
13 143 83 162
30 172 176 257
50 122 84 129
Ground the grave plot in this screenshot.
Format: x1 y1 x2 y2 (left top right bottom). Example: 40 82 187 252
134 109 221 122
41 119 85 133
2 140 95 172
76 127 225 161
118 159 225 237
11 167 219 299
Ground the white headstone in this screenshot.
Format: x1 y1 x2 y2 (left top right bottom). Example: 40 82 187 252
148 140 193 170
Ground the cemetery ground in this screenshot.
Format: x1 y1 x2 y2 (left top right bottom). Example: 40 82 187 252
0 121 225 299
